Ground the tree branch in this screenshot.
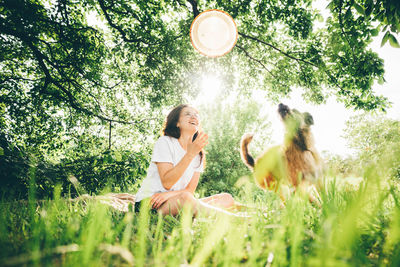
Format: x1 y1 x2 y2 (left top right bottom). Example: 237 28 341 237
0 76 42 84
238 31 350 96
187 0 200 18
338 0 356 63
238 32 318 67
97 0 163 46
0 24 139 125
236 45 276 78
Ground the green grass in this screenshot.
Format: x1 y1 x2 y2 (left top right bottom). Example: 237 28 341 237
1 172 400 266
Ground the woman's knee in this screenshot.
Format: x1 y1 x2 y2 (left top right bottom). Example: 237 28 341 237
158 192 196 215
178 191 197 206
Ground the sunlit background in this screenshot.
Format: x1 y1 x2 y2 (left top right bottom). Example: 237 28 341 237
86 0 400 157
186 1 400 157
194 75 223 105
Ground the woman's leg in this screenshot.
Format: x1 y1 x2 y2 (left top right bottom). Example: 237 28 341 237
200 193 256 211
157 191 242 217
157 191 196 216
199 193 235 209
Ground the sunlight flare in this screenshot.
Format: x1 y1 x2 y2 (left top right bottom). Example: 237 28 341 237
194 75 222 105
190 9 238 57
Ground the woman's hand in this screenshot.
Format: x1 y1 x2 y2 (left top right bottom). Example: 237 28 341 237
187 131 208 157
151 191 182 209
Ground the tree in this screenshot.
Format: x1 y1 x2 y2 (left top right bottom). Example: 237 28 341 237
197 94 272 195
0 0 390 137
343 114 400 180
327 0 400 48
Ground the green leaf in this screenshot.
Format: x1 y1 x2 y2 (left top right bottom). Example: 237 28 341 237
365 0 373 17
381 31 391 47
316 13 324 23
353 3 365 15
388 33 400 48
115 151 122 162
371 28 379 36
326 1 334 10
0 147 3 156
365 5 372 17
378 76 385 85
345 8 352 20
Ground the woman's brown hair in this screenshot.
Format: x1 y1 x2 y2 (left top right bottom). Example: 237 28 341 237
162 104 205 168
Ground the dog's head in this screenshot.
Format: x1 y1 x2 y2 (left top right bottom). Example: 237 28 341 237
278 103 314 150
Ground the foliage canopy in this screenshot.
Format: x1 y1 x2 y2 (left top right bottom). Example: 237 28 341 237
0 0 393 133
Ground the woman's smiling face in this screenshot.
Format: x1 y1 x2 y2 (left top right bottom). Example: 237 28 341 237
177 107 200 133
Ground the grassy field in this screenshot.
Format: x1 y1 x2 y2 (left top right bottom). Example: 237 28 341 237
1 171 400 267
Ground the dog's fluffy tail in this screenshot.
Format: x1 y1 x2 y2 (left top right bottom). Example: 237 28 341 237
240 133 255 170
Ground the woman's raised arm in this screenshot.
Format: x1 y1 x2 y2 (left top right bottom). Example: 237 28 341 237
156 153 196 190
157 132 207 190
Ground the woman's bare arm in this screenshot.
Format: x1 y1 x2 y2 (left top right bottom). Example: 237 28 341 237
185 172 200 194
156 132 207 190
150 172 200 208
156 153 197 190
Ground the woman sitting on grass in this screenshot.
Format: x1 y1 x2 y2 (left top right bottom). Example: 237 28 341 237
135 104 241 216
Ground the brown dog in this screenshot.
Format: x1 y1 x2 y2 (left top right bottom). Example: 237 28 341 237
241 103 322 203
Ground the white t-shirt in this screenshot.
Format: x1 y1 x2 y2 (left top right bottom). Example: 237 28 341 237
135 136 204 202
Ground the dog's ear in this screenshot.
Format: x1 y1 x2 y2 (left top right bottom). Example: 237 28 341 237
303 112 314 125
